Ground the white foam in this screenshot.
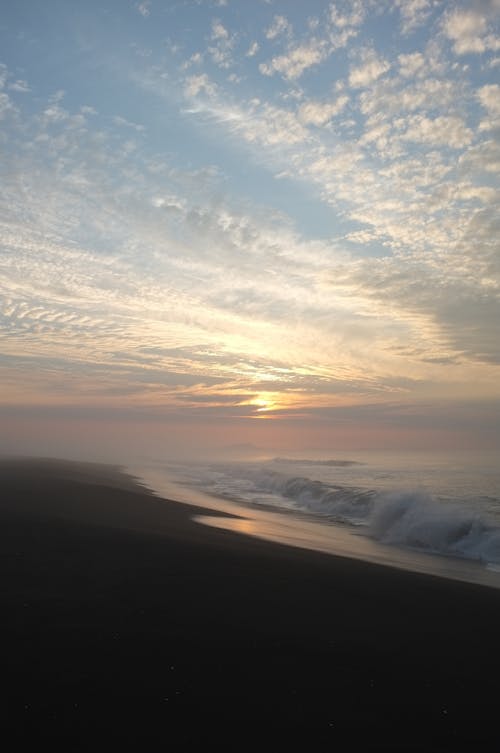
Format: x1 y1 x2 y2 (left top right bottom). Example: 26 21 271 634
370 491 500 564
143 459 500 569
198 464 500 567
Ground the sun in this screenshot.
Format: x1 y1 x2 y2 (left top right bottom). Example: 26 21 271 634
253 398 272 412
248 393 277 414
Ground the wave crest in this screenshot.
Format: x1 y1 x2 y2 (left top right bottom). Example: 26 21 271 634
237 469 376 523
214 464 500 565
187 462 500 567
371 491 500 564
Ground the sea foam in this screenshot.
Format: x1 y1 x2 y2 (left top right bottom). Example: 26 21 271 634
189 461 500 566
371 491 500 564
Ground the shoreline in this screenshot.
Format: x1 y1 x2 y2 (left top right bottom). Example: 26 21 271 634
2 457 500 749
134 462 500 591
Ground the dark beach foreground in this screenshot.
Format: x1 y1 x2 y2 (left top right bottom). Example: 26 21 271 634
1 458 499 751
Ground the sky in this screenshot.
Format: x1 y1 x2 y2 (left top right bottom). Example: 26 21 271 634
1 0 499 459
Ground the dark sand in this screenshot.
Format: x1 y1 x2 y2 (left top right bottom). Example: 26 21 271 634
1 458 499 751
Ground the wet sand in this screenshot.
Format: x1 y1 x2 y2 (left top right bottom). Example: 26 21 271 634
1 457 499 751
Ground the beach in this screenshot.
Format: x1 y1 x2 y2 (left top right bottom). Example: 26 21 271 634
2 458 500 751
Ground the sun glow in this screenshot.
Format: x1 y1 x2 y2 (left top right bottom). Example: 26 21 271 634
254 399 272 412
246 392 280 415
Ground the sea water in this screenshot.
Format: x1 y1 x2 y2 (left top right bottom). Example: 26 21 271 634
132 449 500 588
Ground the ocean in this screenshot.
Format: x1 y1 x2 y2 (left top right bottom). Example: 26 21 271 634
132 448 500 588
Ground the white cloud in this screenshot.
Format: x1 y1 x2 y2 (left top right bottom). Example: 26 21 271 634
152 194 185 211
443 7 500 55
327 3 364 49
211 20 229 40
349 50 390 88
246 41 259 57
298 95 349 126
40 103 69 125
359 77 462 118
49 89 65 104
229 102 309 147
259 5 364 83
477 83 500 115
329 1 365 29
180 52 204 72
265 15 292 40
0 92 16 120
8 79 31 93
307 145 363 179
259 39 328 80
184 74 218 98
398 51 426 78
445 8 487 40
329 26 359 50
209 47 231 68
0 64 29 104
136 1 151 18
395 0 433 34
460 139 500 174
113 115 145 132
477 83 500 131
400 115 473 148
208 19 235 68
358 121 392 153
181 85 309 149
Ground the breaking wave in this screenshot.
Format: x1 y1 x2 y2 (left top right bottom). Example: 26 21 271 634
371 491 500 565
241 469 376 524
199 464 500 566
